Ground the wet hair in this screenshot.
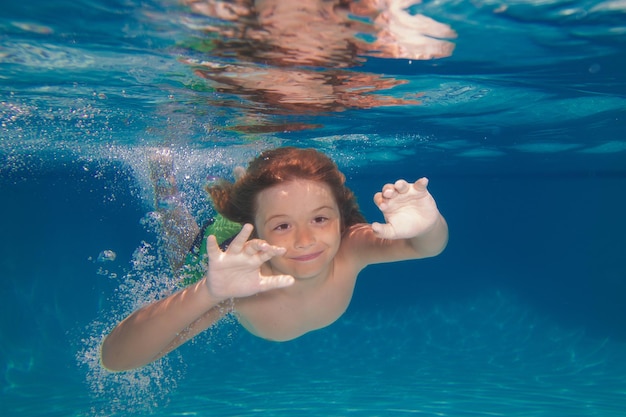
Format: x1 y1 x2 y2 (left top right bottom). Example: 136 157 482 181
207 147 365 232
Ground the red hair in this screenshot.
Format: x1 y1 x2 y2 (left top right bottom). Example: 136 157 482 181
207 147 365 232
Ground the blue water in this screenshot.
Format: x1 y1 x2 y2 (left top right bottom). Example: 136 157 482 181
1 0 625 416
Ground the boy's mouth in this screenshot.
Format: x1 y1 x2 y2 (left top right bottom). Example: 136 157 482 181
291 251 323 262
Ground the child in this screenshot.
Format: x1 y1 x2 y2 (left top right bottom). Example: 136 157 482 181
101 147 448 371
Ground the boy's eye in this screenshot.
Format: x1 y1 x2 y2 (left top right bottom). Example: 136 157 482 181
314 216 328 224
273 223 290 231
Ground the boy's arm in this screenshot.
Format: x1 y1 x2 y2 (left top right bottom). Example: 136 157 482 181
100 279 224 372
100 225 293 372
347 178 448 266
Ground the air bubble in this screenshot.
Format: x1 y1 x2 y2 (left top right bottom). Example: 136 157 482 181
97 249 117 262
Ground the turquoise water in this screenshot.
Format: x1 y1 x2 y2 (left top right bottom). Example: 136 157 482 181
1 0 625 416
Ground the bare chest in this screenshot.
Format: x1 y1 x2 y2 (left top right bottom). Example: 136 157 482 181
234 262 359 341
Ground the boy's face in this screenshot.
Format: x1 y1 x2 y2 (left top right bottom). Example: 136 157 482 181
254 179 342 281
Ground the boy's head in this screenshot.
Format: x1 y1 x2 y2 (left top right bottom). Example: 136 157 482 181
207 147 365 232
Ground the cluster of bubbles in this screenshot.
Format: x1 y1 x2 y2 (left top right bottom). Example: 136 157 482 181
76 212 242 415
72 144 266 415
76 238 180 415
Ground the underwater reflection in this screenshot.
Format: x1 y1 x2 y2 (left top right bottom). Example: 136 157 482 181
179 0 456 131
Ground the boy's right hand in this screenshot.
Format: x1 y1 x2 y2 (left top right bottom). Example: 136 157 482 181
204 223 294 300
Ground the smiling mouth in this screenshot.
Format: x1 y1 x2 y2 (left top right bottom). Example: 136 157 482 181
291 251 323 262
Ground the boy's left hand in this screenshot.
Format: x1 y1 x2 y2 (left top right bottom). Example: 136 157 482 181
371 178 441 240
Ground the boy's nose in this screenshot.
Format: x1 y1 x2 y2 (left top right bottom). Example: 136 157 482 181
294 227 315 248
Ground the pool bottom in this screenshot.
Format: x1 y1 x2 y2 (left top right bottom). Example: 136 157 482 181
66 291 626 416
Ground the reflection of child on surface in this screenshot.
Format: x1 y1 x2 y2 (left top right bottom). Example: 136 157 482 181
101 147 448 371
181 0 457 118
184 0 457 63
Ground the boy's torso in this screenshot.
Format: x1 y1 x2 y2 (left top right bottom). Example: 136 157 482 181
233 246 361 341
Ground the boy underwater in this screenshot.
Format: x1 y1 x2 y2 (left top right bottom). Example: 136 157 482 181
101 147 448 371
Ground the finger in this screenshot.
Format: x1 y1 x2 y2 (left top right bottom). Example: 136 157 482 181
373 191 383 207
258 248 286 264
394 179 410 193
243 239 264 255
382 180 409 200
381 183 396 198
382 188 396 199
414 177 429 190
371 221 395 239
373 191 391 212
205 234 222 258
259 274 294 291
227 223 254 253
245 239 286 258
